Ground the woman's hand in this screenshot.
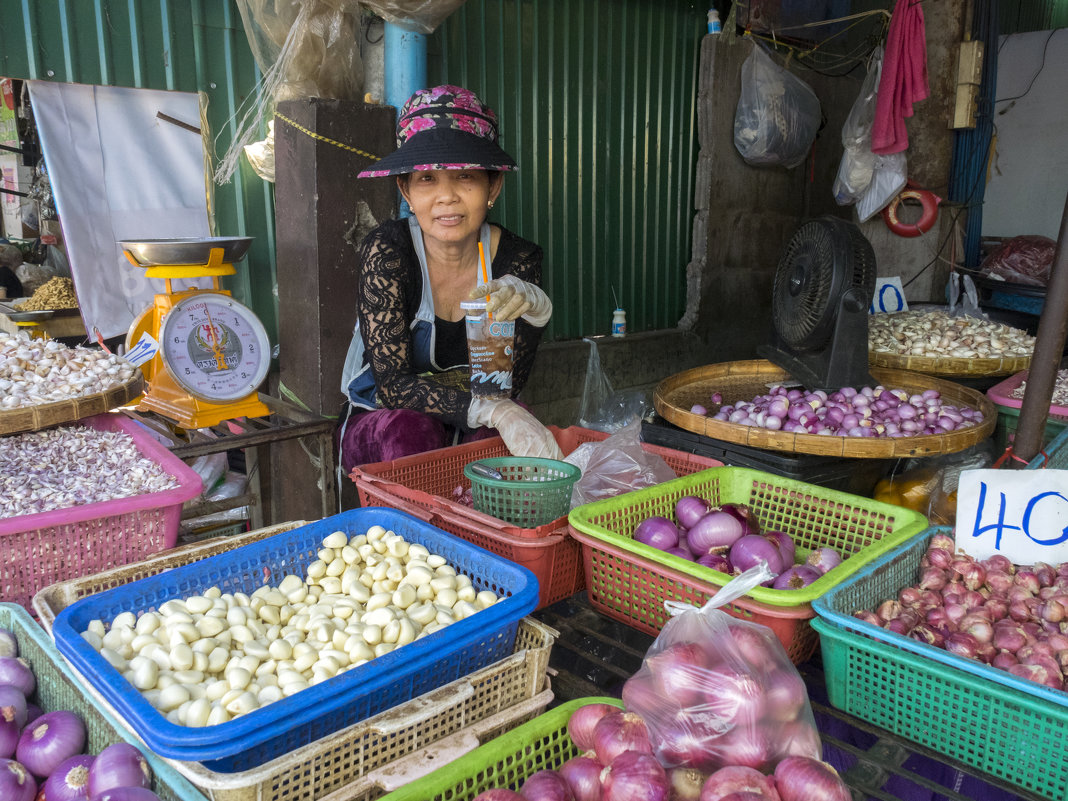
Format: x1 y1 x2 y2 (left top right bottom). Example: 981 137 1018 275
468 398 563 459
471 275 552 326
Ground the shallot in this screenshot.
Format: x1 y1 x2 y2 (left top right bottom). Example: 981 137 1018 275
772 756 850 801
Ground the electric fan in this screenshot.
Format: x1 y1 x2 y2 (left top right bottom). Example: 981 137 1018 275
758 216 877 391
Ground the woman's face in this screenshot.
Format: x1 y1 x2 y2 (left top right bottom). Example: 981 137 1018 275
399 170 502 246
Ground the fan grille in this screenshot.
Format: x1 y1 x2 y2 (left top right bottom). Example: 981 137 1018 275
772 220 839 348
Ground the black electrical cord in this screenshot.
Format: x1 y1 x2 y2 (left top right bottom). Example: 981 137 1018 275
995 28 1060 108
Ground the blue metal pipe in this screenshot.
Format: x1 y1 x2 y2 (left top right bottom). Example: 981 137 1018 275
384 23 427 115
384 22 426 217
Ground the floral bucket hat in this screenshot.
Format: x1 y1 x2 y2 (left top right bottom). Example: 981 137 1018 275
357 85 518 178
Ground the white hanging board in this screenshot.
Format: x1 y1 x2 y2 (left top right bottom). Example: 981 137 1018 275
956 468 1068 564
27 82 211 339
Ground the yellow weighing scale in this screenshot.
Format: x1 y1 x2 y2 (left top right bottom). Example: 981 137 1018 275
121 237 271 429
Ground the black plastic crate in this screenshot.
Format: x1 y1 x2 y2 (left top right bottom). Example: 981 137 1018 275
641 418 891 497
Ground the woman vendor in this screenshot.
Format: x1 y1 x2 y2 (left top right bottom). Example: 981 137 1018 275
338 85 563 473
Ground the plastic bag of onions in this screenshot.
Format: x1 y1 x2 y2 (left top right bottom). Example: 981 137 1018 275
621 563 821 775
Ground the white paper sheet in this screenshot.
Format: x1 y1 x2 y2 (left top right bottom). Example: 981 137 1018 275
27 82 211 339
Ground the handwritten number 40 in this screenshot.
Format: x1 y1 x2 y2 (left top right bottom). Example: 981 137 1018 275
969 482 1068 549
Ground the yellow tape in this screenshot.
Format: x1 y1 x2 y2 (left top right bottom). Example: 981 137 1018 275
274 112 381 162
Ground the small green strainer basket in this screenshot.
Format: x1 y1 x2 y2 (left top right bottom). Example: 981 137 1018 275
462 457 581 528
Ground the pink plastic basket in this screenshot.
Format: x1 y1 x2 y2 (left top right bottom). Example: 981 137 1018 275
0 412 202 611
987 369 1068 420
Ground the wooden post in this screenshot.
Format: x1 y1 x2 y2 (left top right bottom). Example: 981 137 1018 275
272 98 397 518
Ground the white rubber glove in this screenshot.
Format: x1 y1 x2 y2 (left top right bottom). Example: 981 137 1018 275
468 397 564 460
470 274 552 326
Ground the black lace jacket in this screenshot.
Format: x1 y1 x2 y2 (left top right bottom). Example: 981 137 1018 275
355 218 545 429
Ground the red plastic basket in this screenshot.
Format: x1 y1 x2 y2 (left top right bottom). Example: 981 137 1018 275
350 426 723 608
0 412 202 611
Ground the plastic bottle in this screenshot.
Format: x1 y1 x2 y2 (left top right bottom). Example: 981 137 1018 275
707 8 722 34
611 308 627 337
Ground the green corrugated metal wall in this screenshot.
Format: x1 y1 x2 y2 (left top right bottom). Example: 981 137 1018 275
1000 0 1068 32
429 0 702 340
0 0 276 343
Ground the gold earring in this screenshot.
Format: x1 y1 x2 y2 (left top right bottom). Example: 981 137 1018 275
488 200 495 209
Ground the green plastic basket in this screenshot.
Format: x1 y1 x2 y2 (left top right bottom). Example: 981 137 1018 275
463 457 581 528
568 466 928 608
378 697 622 801
0 603 203 801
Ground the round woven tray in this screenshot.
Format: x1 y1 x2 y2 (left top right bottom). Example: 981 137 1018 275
0 374 145 436
869 349 1031 378
654 360 996 459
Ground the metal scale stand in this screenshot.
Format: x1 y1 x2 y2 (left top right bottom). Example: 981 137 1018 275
122 238 271 429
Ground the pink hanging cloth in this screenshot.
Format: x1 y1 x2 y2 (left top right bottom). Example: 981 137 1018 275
871 0 929 155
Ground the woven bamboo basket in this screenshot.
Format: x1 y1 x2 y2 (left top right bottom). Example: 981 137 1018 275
869 349 1031 378
654 360 996 459
0 373 144 436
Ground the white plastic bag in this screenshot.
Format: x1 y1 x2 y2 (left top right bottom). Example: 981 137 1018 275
834 48 882 205
621 564 822 773
734 45 822 169
566 419 677 508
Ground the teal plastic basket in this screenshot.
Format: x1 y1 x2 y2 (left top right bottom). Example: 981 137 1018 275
0 603 202 801
813 527 1068 800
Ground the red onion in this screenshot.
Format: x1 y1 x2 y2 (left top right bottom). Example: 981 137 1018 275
992 650 1019 670
558 756 602 801
763 669 807 722
713 794 773 801
715 726 770 771
773 756 850 801
0 658 35 698
0 686 27 732
698 552 734 573
592 711 653 766
43 754 95 801
719 504 761 537
84 789 161 801
698 765 780 801
676 496 715 529
519 769 575 801
566 703 617 752
648 642 711 706
730 535 784 575
0 719 16 760
944 632 981 660
762 530 795 565
601 751 669 801
668 767 707 801
0 758 36 801
86 742 152 798
688 512 746 556
23 704 43 729
635 517 680 551
805 547 842 575
473 791 525 801
772 565 821 591
16 710 86 779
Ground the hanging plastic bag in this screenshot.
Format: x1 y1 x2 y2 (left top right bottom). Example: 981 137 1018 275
621 564 821 774
834 48 882 205
360 0 468 34
577 338 652 433
855 151 907 222
947 272 988 320
218 0 365 183
734 44 822 169
566 419 677 508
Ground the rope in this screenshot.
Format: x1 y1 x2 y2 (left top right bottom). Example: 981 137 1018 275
274 112 381 162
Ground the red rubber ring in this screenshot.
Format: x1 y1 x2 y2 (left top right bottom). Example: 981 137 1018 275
882 188 940 237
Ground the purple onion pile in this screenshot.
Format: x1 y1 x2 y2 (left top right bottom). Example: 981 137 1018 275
854 533 1068 692
695 384 983 439
0 627 161 801
472 697 850 801
633 498 843 591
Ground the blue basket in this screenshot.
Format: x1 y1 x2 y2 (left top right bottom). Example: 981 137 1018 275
1029 426 1068 469
812 526 1068 710
52 507 539 772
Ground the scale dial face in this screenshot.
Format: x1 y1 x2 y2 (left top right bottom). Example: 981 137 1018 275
160 292 271 403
